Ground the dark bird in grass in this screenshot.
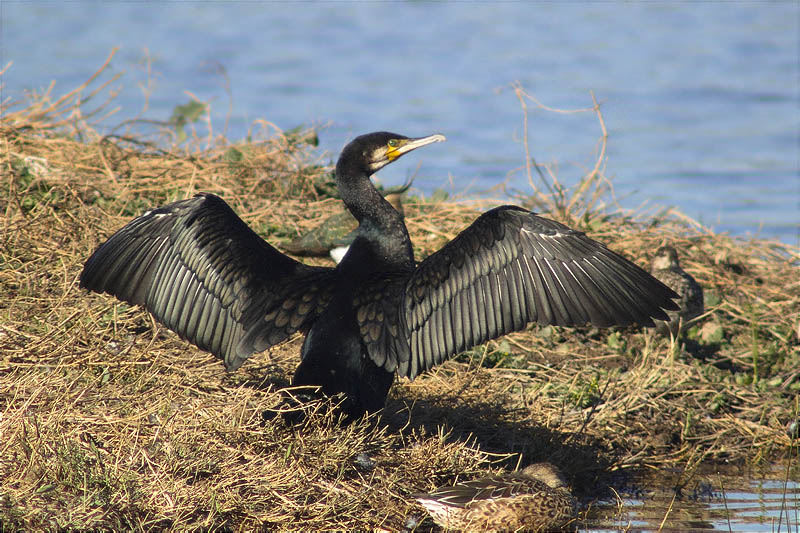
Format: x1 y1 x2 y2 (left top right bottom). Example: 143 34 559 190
649 245 704 336
281 187 407 263
415 463 576 532
80 131 678 418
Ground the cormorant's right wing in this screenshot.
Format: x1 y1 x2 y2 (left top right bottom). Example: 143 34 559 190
80 193 336 370
360 206 678 379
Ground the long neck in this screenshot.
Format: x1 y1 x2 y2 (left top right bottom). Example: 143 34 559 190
335 159 414 269
336 169 386 224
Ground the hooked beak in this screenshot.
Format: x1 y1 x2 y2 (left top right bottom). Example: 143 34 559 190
386 133 447 162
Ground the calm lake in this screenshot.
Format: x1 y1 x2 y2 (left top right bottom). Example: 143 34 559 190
4 2 798 245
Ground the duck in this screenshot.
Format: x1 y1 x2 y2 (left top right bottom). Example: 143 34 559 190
415 462 576 532
649 245 704 335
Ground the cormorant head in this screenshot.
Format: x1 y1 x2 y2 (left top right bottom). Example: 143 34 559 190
337 131 446 178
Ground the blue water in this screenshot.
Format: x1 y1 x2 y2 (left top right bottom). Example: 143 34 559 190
2 2 798 244
588 469 800 532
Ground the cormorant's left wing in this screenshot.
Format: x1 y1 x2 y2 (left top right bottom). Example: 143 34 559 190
80 193 336 370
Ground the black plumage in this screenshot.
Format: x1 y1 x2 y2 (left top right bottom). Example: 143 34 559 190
80 131 678 417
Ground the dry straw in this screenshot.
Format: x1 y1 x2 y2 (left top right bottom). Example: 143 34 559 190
1 52 798 531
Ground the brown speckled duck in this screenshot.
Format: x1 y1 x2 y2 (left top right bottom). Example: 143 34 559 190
416 463 576 532
650 245 704 335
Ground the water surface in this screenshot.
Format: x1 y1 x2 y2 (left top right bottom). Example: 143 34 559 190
3 2 797 244
585 465 800 532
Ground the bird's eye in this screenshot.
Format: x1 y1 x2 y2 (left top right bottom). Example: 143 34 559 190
388 139 399 148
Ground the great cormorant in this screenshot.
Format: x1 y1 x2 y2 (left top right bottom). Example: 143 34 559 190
415 462 576 532
80 131 678 417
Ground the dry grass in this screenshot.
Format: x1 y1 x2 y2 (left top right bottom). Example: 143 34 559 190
1 58 799 531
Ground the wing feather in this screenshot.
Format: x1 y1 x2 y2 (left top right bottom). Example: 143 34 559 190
365 206 678 378
458 290 471 353
506 262 525 330
81 193 335 370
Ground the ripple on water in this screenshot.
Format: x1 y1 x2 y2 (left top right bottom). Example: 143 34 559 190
583 465 800 532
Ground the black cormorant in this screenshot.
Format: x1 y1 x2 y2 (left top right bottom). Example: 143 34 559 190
80 131 678 417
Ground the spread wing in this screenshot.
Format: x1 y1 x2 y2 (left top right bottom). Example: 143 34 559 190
358 206 678 378
80 193 335 370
